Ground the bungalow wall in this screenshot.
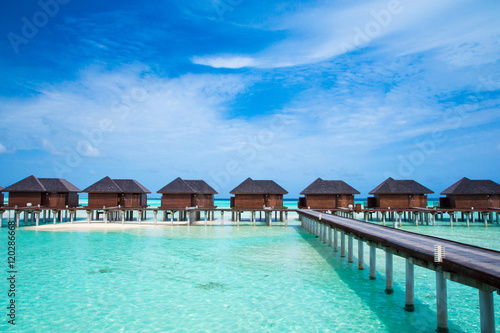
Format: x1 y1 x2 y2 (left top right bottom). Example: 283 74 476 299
232 194 265 209
193 194 215 208
336 194 355 208
88 193 119 208
446 194 499 209
41 193 67 208
121 193 147 208
0 193 4 207
8 192 42 207
67 193 79 207
161 194 192 209
302 194 337 209
376 194 427 209
266 194 285 208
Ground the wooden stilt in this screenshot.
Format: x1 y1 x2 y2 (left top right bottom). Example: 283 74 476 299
436 270 448 332
405 259 415 312
358 239 364 270
385 252 393 294
369 246 376 280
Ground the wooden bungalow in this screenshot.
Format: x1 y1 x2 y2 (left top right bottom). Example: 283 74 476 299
230 177 288 209
0 186 4 207
298 178 360 209
157 177 218 209
367 177 433 209
440 177 500 209
3 175 80 208
83 176 150 208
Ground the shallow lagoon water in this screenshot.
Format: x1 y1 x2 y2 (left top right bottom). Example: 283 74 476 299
1 199 499 332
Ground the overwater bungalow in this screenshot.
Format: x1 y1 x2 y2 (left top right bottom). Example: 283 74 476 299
230 177 288 209
157 177 218 209
298 178 360 209
83 176 150 208
0 186 4 207
440 177 500 209
3 175 80 208
367 177 433 209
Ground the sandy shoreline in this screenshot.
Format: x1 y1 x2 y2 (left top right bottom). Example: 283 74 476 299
23 222 180 231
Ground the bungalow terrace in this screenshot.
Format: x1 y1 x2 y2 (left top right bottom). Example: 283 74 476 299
157 177 218 209
440 177 500 209
298 178 360 209
3 175 80 208
230 177 288 209
367 177 433 209
83 176 150 208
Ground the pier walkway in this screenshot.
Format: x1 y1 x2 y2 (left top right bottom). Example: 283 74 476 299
298 209 499 333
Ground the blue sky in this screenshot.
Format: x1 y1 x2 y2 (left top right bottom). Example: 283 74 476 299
1 0 499 198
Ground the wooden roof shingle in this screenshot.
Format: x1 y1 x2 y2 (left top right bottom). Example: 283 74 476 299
4 176 80 193
441 177 500 195
369 177 433 195
300 178 360 195
39 178 80 192
83 177 150 194
184 180 218 194
114 179 151 194
0 186 4 192
157 178 217 194
230 177 288 194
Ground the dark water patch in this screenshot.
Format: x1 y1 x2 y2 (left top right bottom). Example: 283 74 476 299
195 282 228 291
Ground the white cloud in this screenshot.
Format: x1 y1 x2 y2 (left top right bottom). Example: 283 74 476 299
0 142 6 154
193 0 500 69
191 55 257 69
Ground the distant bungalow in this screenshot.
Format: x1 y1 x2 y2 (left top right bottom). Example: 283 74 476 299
0 186 4 207
83 176 150 208
3 175 80 208
230 177 288 209
440 177 500 209
157 177 218 209
367 177 433 209
298 178 360 209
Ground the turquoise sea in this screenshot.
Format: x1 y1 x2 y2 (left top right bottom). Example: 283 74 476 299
1 199 499 332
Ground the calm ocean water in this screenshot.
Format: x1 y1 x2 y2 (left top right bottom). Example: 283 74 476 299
1 199 498 332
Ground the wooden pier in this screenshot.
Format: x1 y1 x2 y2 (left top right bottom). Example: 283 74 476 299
298 209 499 333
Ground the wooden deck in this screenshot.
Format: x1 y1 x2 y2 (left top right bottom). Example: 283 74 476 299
298 209 500 291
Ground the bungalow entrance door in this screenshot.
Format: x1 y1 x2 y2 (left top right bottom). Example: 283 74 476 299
264 195 270 208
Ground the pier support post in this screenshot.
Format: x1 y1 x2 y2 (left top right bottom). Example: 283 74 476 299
340 231 346 257
328 227 332 247
385 252 393 294
466 213 470 227
333 228 338 252
347 235 353 263
479 289 495 333
483 213 488 228
369 246 376 280
285 211 288 227
358 239 364 270
436 270 448 332
35 212 40 226
405 259 415 312
154 211 158 225
52 210 58 224
221 211 224 227
323 224 327 244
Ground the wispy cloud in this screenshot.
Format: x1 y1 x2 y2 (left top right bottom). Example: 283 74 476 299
193 0 500 69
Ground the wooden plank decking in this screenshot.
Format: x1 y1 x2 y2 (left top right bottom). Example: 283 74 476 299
298 209 500 291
